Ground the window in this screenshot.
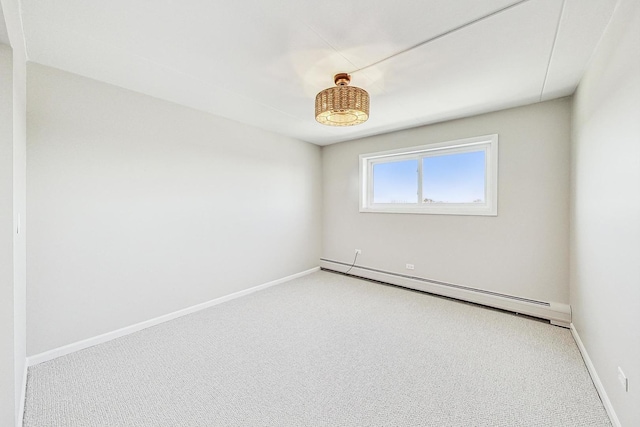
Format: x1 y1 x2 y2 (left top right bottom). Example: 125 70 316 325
360 135 498 215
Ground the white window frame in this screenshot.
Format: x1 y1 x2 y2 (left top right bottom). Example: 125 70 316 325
359 134 498 216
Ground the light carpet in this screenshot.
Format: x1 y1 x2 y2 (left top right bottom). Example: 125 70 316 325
24 271 611 426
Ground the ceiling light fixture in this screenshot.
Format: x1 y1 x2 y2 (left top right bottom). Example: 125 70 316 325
312 0 532 127
315 73 369 126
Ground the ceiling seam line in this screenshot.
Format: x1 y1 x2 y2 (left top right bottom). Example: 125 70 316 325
17 0 29 59
539 0 567 102
573 0 623 93
348 0 534 74
300 21 361 72
302 21 388 95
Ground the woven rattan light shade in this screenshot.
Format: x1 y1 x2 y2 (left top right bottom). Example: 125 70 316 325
315 74 369 126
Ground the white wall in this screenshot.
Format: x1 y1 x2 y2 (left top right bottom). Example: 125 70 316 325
0 42 16 427
0 5 28 424
0 33 26 427
27 63 322 356
12 44 25 427
323 99 571 304
570 0 640 424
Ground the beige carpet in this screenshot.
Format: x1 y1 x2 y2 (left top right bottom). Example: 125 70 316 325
24 271 611 426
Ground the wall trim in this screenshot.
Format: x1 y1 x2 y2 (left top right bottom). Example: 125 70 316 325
27 267 320 367
320 259 571 327
18 360 27 427
570 323 621 427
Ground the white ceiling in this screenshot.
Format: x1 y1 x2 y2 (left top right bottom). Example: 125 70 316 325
20 0 617 145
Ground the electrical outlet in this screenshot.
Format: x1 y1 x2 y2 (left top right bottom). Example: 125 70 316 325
618 367 629 392
406 264 414 270
355 249 361 255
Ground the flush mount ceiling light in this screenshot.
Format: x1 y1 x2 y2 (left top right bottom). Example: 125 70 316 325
312 1 533 128
315 73 369 126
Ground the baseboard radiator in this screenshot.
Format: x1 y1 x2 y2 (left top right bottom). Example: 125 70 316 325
320 258 571 328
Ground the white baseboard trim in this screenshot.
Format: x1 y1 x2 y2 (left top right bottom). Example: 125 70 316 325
320 259 571 327
27 267 320 367
570 323 621 427
18 361 27 427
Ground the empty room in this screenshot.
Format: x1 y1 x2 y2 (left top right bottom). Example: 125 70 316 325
1 0 638 426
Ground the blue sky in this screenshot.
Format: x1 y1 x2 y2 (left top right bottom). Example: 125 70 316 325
373 151 485 204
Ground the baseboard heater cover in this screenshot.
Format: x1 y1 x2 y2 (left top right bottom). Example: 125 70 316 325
320 258 571 328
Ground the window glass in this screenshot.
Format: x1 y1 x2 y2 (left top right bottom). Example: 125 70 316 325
359 134 498 216
422 151 485 203
373 159 418 204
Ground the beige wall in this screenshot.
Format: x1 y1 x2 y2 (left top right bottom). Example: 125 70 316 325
27 63 322 355
570 0 640 424
322 98 571 304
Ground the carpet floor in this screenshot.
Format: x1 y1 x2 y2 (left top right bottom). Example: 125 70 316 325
24 271 611 426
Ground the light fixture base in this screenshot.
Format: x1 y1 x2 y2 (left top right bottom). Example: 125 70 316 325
334 73 351 86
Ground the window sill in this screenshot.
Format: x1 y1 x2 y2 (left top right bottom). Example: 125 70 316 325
359 206 498 216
